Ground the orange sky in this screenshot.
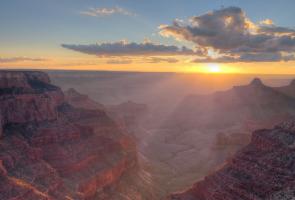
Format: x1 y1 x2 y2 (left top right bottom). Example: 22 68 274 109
1 55 295 74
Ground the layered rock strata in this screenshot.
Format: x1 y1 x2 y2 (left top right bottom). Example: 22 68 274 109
167 120 295 200
0 71 137 200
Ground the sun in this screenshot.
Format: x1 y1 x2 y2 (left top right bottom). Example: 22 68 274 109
189 63 238 74
207 63 221 73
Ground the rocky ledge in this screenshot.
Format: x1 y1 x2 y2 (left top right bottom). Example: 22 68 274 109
167 119 295 200
0 71 137 200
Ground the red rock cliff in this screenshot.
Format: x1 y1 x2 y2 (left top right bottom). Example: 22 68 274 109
0 71 137 200
65 88 148 139
167 120 295 200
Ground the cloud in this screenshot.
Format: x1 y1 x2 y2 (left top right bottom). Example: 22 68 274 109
192 52 294 63
0 57 47 63
144 57 179 63
80 6 136 17
106 59 133 64
61 41 195 56
159 6 295 62
259 26 295 36
259 19 274 26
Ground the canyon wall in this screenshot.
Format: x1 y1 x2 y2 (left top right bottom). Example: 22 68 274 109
167 120 295 200
0 71 138 200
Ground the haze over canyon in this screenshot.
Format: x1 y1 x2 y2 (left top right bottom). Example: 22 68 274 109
0 70 295 199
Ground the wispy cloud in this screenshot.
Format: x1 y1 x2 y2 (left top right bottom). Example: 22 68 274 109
144 57 179 63
192 52 295 63
0 57 47 63
61 40 195 56
159 7 295 62
106 58 133 64
80 6 136 17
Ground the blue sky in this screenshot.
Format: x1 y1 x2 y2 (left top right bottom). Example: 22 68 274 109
1 0 294 47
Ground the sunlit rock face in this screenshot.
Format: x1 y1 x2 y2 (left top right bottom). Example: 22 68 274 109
167 120 295 200
0 71 138 200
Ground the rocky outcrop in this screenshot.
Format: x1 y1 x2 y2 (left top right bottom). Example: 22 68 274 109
275 79 295 98
0 71 64 136
0 71 137 200
65 88 148 139
166 78 295 131
167 120 295 200
0 71 50 89
65 88 104 110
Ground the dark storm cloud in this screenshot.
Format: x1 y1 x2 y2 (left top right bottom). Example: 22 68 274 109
61 41 195 56
160 6 295 62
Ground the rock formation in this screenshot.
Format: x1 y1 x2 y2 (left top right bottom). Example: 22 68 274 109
166 78 295 131
65 88 104 110
0 71 137 200
65 88 148 139
275 79 295 98
167 120 295 200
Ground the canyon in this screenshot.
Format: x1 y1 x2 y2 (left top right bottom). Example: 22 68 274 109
139 77 295 196
2 70 295 199
164 78 295 199
50 71 295 199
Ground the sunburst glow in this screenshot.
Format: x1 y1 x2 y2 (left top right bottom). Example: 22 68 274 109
207 63 221 73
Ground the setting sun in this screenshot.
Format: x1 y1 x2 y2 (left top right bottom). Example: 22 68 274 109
188 63 240 74
207 63 221 73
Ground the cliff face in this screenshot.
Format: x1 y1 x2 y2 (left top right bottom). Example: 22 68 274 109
0 71 137 200
167 120 295 200
65 88 104 110
64 87 157 200
275 79 295 97
0 71 64 137
65 88 148 139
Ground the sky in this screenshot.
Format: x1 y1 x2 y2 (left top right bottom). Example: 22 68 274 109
1 0 295 74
